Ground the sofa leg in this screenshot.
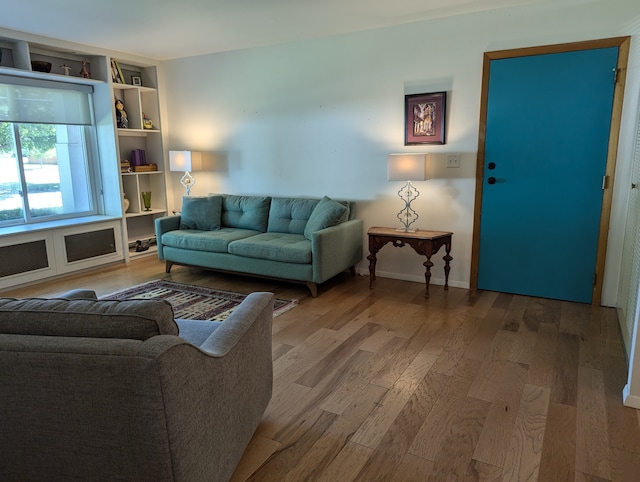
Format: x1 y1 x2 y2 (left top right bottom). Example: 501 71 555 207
165 261 173 273
349 265 357 276
306 282 318 298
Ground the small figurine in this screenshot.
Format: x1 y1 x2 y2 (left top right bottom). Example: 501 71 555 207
79 59 90 78
142 113 153 129
60 64 72 76
115 99 128 128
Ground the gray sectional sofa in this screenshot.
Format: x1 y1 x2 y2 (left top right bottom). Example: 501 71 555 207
0 289 274 481
155 194 363 296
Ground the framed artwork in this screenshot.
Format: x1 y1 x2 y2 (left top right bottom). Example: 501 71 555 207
131 76 142 86
405 91 446 145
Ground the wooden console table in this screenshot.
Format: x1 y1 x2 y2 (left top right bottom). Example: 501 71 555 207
367 227 453 297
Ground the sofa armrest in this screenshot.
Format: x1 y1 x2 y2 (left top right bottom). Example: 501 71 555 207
198 292 273 357
149 292 274 480
154 215 181 259
311 218 363 283
57 289 98 300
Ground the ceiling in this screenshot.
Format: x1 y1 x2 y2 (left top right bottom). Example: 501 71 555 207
2 0 570 60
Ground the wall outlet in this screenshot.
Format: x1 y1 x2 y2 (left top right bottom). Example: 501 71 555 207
447 154 461 168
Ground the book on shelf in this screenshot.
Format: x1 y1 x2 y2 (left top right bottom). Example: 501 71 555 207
111 59 123 83
130 149 146 166
133 163 158 172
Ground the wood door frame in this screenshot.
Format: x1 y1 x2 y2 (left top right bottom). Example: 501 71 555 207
470 37 630 305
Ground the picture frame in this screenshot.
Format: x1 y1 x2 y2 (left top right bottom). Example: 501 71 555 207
405 91 447 145
131 76 142 86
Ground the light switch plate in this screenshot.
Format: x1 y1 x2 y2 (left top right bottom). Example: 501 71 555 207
447 154 461 168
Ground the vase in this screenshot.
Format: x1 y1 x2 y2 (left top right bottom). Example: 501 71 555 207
141 191 152 211
123 194 130 213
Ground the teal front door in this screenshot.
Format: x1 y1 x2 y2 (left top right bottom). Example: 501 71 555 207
477 46 619 303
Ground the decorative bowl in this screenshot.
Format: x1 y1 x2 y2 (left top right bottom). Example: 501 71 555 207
31 60 52 73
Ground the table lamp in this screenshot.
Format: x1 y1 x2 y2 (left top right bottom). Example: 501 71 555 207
169 150 202 196
387 153 429 232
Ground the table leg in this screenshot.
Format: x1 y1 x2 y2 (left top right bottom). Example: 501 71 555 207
443 241 452 290
423 256 433 298
367 250 378 289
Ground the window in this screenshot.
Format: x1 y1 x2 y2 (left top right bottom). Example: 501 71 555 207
0 76 100 227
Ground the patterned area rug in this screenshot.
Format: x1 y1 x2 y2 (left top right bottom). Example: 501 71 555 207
101 279 297 321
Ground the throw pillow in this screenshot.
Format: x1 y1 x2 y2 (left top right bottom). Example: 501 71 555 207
304 196 349 239
180 195 222 230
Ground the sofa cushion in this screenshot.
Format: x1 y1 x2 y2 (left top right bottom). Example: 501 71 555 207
222 195 271 231
267 197 320 235
228 233 311 264
303 196 349 239
0 297 178 340
179 195 223 231
161 228 260 253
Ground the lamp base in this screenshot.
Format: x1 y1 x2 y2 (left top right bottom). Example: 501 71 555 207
395 227 417 233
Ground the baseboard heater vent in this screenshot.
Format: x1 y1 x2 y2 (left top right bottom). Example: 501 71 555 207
65 228 116 263
0 240 49 278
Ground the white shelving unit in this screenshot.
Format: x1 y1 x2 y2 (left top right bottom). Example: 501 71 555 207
111 60 167 259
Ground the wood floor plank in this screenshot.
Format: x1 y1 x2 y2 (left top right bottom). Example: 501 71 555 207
538 402 576 482
610 446 640 481
354 371 450 480
350 344 444 450
315 441 373 482
408 375 475 461
392 453 435 481
295 322 380 388
282 383 387 481
319 336 407 415
576 366 612 480
229 435 282 482
471 362 529 468
246 410 337 481
464 307 506 361
428 395 491 480
501 384 551 481
527 322 559 389
551 332 579 406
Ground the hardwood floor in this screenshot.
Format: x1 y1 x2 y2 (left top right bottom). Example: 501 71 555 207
3 256 640 481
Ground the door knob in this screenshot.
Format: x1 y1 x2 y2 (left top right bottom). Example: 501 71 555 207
488 177 496 185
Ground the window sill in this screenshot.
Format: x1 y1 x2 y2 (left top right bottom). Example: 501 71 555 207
0 215 122 238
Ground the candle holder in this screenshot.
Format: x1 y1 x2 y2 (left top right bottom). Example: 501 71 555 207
141 191 152 211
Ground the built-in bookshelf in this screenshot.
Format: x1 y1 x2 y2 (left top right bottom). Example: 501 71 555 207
111 59 167 258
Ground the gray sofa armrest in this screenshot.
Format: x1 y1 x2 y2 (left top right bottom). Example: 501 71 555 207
155 215 181 259
311 218 363 283
146 291 274 481
198 292 273 356
57 289 98 300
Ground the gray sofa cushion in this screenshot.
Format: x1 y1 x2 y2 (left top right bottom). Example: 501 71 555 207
0 298 178 340
228 232 312 264
303 196 349 239
222 195 271 231
179 195 223 230
267 197 320 234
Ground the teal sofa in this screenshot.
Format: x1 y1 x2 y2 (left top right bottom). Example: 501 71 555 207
155 194 363 296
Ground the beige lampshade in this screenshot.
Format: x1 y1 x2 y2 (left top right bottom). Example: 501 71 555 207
387 153 430 181
169 150 203 172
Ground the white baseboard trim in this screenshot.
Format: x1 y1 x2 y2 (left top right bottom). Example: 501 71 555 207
356 267 469 290
623 384 640 409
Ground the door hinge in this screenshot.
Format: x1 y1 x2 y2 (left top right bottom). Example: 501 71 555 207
602 175 609 190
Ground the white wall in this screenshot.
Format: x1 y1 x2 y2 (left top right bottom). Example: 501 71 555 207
161 0 640 302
